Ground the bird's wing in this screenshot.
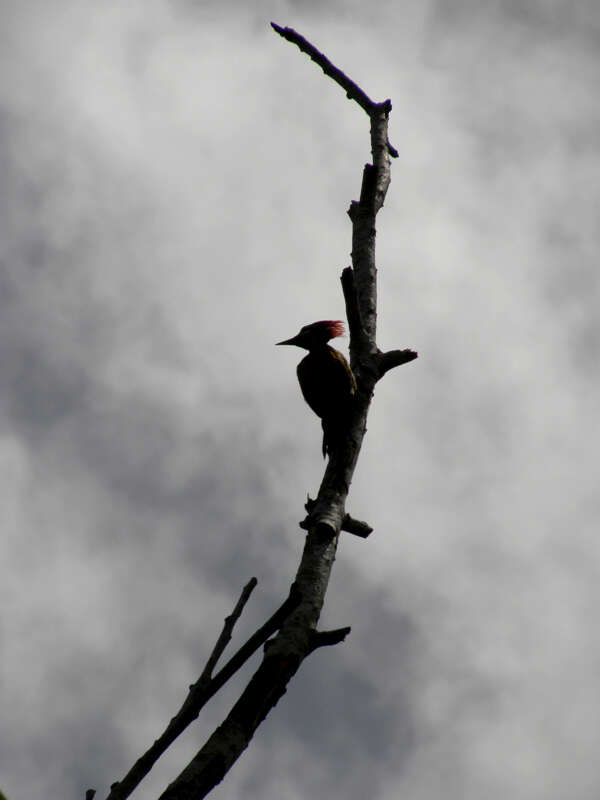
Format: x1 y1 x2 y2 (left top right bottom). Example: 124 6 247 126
296 348 356 420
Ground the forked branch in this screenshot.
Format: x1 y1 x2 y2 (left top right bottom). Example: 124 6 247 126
95 24 416 800
102 581 301 800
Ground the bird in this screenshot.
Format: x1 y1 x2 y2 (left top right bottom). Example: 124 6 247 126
277 320 357 457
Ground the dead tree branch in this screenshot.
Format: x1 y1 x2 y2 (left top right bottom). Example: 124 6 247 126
270 22 377 114
102 581 301 800
200 577 258 684
377 348 418 376
270 22 399 157
96 24 417 800
154 26 416 799
308 627 352 652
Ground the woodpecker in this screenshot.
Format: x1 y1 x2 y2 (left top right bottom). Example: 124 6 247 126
277 320 357 457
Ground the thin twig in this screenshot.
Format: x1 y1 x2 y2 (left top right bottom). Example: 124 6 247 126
271 22 376 113
271 22 398 158
184 583 302 710
200 577 257 684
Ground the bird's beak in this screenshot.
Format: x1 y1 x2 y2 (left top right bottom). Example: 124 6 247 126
276 335 300 346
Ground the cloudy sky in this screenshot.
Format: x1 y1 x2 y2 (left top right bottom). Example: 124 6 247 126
2 1 599 798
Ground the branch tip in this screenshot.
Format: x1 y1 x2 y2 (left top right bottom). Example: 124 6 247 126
270 22 376 115
309 627 352 652
199 576 259 684
377 349 418 378
271 23 399 161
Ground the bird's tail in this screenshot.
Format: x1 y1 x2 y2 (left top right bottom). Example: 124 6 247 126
321 415 349 458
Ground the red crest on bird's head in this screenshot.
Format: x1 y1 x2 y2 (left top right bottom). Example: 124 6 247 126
276 320 346 350
314 320 345 339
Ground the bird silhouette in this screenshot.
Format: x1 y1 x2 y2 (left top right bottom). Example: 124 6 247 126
277 320 356 457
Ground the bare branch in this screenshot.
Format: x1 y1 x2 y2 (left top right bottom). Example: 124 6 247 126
370 103 393 213
377 349 418 377
199 577 257 684
270 22 376 114
359 162 378 212
349 173 380 349
341 265 361 332
271 22 398 158
340 514 373 538
308 627 352 652
188 583 302 705
132 25 415 799
104 583 301 800
157 547 336 800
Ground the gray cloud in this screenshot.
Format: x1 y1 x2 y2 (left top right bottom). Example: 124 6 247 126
1 1 599 799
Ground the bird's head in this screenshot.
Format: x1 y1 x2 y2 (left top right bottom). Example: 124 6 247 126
276 320 345 350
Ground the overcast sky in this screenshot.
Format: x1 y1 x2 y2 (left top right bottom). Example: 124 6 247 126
2 1 599 798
